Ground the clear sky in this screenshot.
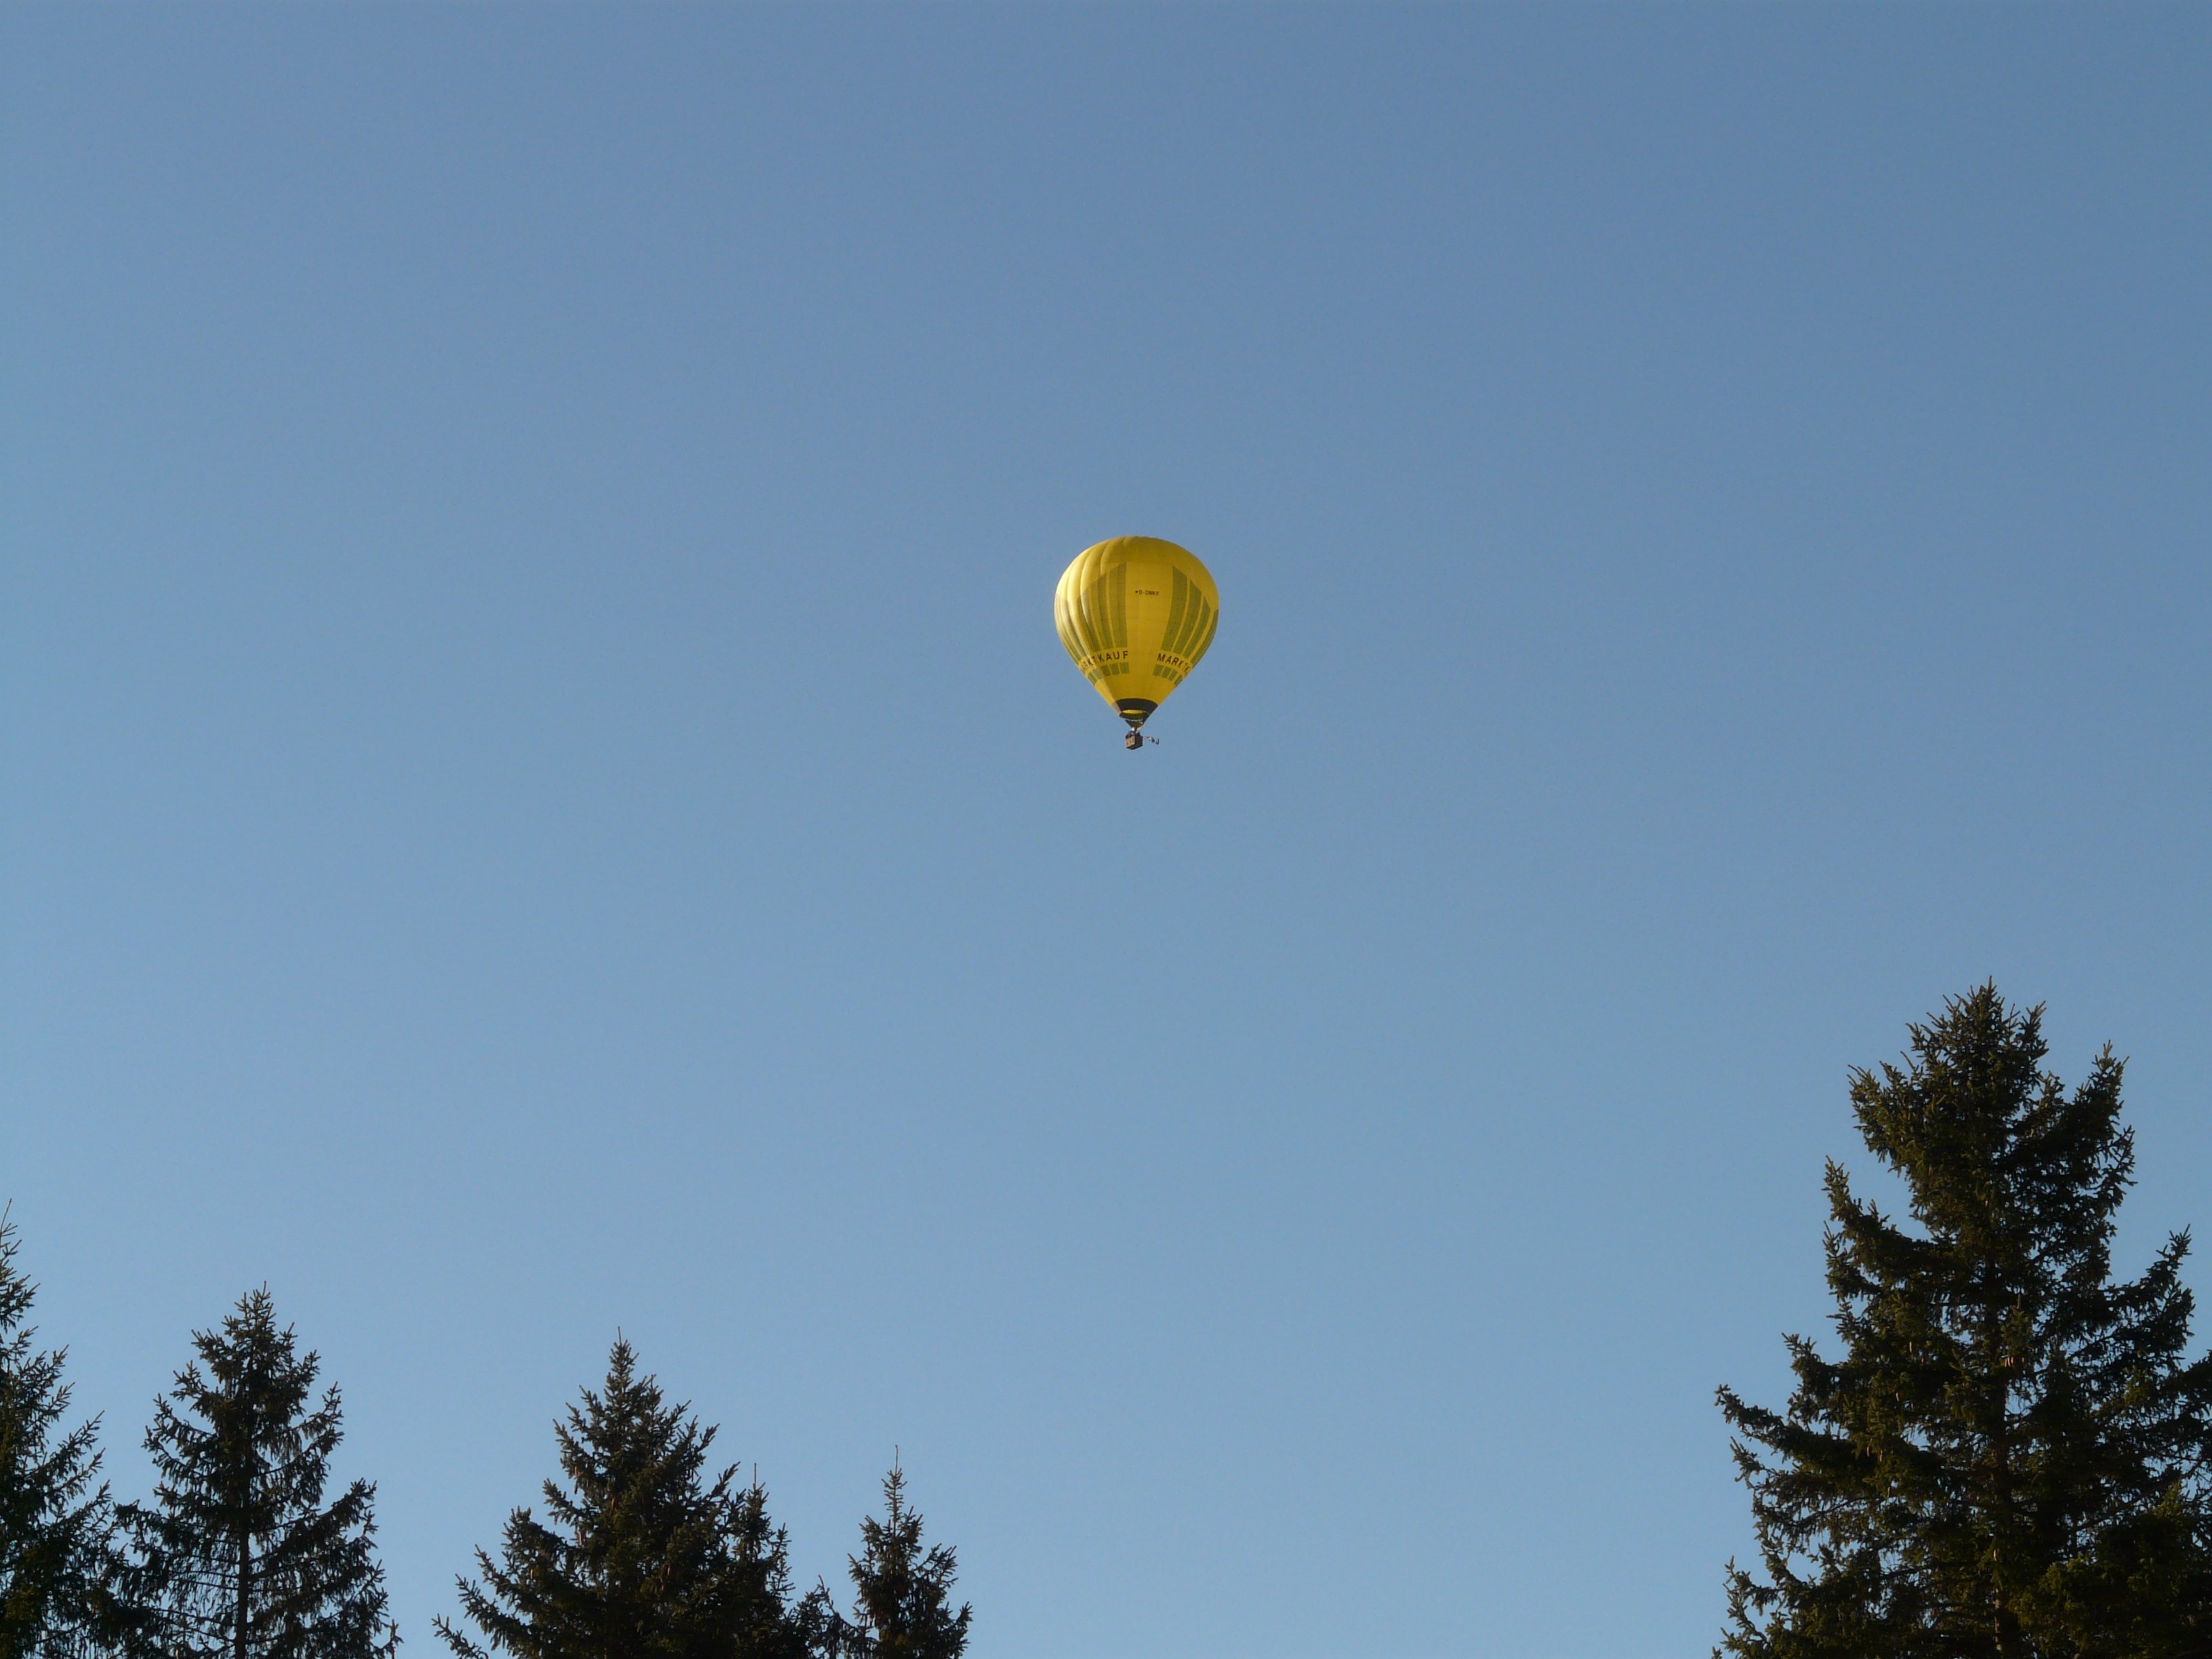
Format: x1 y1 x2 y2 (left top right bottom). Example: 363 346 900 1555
4 5 2209 1656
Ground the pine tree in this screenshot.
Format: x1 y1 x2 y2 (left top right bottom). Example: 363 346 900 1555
831 1462 968 1659
116 1288 396 1659
0 1214 115 1659
436 1340 812 1659
1718 986 2212 1659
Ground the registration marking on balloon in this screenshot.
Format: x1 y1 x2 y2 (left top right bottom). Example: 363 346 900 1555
1054 537 1218 748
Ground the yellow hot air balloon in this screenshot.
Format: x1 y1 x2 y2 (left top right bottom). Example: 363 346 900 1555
1054 537 1219 750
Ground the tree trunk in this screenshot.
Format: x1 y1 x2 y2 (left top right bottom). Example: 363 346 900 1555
235 1528 250 1659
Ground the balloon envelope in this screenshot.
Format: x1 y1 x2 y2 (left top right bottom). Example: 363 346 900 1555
1053 537 1219 731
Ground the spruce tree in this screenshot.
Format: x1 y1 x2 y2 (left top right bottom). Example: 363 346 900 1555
0 1215 115 1659
436 1340 811 1659
1718 986 2212 1659
831 1462 968 1659
116 1288 396 1659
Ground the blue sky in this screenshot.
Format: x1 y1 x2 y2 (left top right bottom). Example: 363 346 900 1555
4 6 2209 1655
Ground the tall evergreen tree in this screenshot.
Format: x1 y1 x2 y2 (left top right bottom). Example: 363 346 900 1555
116 1288 396 1659
0 1215 115 1659
436 1340 813 1659
1718 986 2212 1659
830 1462 968 1659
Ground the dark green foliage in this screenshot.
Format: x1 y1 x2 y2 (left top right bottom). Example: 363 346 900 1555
436 1341 813 1659
1719 986 2212 1659
116 1289 396 1659
0 1216 115 1659
830 1463 968 1659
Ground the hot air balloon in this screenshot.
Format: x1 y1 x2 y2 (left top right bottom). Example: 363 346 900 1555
1054 537 1219 750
